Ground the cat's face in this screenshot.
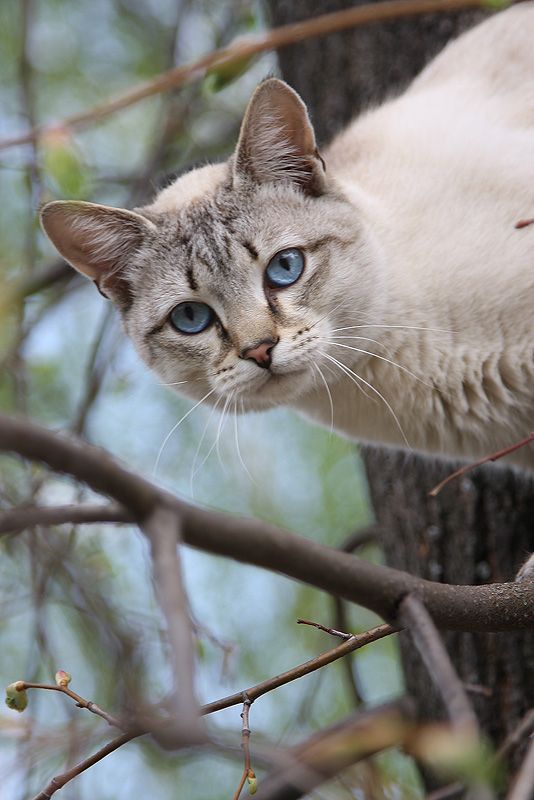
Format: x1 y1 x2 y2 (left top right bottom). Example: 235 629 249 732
41 79 383 412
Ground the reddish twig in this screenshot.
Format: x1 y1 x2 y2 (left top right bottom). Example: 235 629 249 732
428 432 534 497
0 0 497 152
515 218 534 229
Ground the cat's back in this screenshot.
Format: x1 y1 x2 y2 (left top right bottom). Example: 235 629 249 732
409 2 534 124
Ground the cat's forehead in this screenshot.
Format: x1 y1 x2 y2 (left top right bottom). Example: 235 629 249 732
144 165 314 283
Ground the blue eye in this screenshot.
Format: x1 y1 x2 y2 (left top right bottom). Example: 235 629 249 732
170 302 214 334
265 248 304 288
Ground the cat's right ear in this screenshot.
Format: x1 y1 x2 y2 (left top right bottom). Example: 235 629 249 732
40 201 155 307
233 78 326 195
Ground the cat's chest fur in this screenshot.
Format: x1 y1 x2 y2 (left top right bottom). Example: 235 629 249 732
297 4 534 466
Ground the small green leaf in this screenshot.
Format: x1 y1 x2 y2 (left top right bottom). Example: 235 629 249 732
42 130 89 198
204 54 256 93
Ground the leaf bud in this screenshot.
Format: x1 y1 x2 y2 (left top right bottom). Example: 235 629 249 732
55 670 72 687
5 682 28 712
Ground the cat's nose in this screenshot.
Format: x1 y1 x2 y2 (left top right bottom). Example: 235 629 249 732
241 337 278 369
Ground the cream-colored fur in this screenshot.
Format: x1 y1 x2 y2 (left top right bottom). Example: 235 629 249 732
41 4 534 468
298 3 534 467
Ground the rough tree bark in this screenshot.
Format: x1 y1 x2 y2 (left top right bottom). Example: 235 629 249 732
265 0 534 785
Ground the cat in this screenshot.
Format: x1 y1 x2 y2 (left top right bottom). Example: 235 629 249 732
41 3 534 470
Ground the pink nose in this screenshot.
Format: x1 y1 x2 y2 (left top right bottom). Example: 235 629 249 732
241 338 277 369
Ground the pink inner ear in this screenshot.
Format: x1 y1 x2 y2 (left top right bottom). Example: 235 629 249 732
234 79 325 194
41 201 152 283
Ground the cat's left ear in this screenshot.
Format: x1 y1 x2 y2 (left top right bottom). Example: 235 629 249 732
233 78 326 195
40 200 155 308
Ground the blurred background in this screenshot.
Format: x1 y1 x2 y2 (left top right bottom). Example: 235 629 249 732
0 1 418 797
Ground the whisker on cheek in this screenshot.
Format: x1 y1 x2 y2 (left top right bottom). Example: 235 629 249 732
189 393 224 500
320 350 410 447
153 386 217 476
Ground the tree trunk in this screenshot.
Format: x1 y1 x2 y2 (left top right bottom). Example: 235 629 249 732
265 0 534 787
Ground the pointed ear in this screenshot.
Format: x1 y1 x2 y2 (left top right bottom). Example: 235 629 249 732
233 78 326 195
40 201 155 307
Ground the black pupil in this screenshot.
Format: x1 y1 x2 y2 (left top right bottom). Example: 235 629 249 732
280 256 291 271
185 305 195 321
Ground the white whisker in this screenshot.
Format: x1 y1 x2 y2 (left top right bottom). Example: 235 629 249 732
233 399 256 484
320 351 374 402
158 379 190 387
309 299 352 331
319 339 432 388
189 394 224 499
312 362 334 436
153 387 216 476
321 351 410 447
215 393 233 471
331 324 453 334
329 335 386 347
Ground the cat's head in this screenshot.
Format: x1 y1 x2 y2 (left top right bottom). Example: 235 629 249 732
41 79 384 412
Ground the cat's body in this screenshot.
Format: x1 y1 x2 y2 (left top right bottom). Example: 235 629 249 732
42 3 534 468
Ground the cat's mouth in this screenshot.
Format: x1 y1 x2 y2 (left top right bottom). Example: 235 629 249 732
238 364 312 408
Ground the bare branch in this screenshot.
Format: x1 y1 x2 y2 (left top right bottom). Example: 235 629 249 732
0 413 532 631
143 506 205 748
398 594 479 733
201 623 396 716
0 503 132 534
0 0 496 152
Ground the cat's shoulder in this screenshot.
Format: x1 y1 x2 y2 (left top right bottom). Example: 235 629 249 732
410 2 534 91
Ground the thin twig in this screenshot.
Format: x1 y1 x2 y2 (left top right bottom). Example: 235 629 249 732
296 618 353 640
0 0 498 152
17 681 122 728
398 594 479 733
429 432 534 496
234 696 253 800
29 732 141 800
200 624 396 716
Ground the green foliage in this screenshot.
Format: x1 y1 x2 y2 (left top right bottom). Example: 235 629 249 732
42 134 90 199
204 54 258 93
